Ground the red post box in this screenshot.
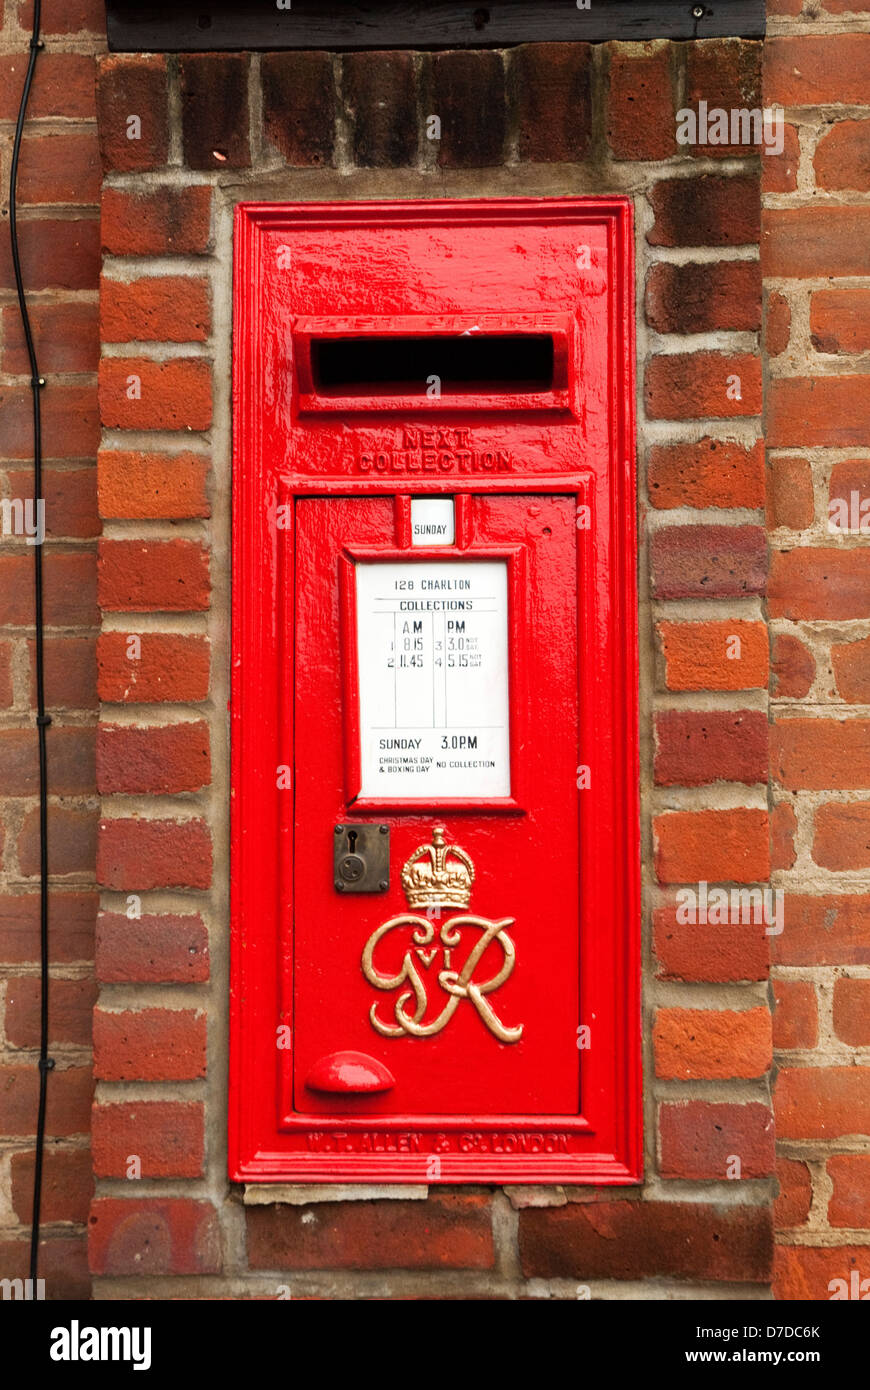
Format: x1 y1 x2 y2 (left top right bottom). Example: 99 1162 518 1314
230 198 640 1184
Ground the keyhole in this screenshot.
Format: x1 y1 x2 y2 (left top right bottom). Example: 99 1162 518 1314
347 830 358 853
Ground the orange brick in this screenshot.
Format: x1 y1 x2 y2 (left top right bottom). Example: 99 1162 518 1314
101 276 210 343
98 358 211 431
767 456 814 530
814 802 870 871
654 1007 772 1080
833 977 870 1046
773 979 817 1051
647 438 764 510
828 1155 870 1228
646 353 762 420
658 620 768 691
654 808 770 884
98 450 209 519
811 290 870 356
776 1066 870 1140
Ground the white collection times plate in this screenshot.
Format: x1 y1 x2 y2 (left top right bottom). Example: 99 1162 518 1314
355 560 511 799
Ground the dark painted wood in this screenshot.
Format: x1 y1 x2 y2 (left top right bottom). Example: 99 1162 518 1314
105 1 765 53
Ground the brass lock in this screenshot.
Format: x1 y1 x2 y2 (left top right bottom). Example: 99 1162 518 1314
333 824 389 893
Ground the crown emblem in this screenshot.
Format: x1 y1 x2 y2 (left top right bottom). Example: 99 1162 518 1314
401 825 475 910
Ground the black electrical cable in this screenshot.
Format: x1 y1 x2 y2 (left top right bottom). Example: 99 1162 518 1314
8 0 53 1289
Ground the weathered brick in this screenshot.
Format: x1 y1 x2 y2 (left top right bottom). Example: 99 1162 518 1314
651 525 766 600
96 817 212 891
97 720 211 795
833 977 870 1046
646 261 761 334
1 301 99 375
101 277 210 344
519 1201 772 1282
607 42 675 160
764 35 870 107
647 438 764 511
648 176 760 248
246 1194 493 1270
833 634 870 703
0 1064 92 1137
769 549 870 621
773 979 818 1050
773 718 870 791
654 807 770 884
99 357 211 432
814 802 870 871
658 620 768 691
659 1101 774 1180
0 642 12 707
11 1148 93 1225
811 290 870 356
513 42 592 162
775 1157 812 1229
763 207 870 278
262 52 335 167
767 456 814 530
430 51 505 168
685 38 763 159
828 1155 870 1228
767 377 870 449
101 186 213 257
0 383 99 459
0 892 96 965
776 1066 870 1140
96 55 169 172
774 1245 870 1301
179 53 250 170
94 1007 206 1082
815 120 870 192
5 976 97 1048
771 633 815 700
97 450 209 519
654 1006 772 1080
16 133 101 205
765 289 791 356
88 1198 221 1276
762 122 799 194
771 802 798 872
31 636 99 711
654 900 768 982
0 52 95 121
95 911 209 983
772 895 870 967
646 353 761 419
92 1102 205 1178
0 552 97 628
7 465 99 540
96 632 210 703
98 539 210 613
17 0 105 34
654 709 768 786
17 805 97 878
0 216 99 291
343 51 416 167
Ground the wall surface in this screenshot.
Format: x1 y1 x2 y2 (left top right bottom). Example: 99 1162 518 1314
0 0 867 1302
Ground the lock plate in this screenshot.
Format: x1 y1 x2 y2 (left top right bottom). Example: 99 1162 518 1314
333 824 389 893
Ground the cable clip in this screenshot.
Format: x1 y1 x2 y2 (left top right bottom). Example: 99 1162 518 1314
35 714 52 728
31 376 45 389
38 1057 55 1074
29 40 44 51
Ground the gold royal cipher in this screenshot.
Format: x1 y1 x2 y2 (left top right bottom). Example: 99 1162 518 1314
361 826 523 1042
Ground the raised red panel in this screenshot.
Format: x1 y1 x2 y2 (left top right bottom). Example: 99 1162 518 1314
230 199 640 1184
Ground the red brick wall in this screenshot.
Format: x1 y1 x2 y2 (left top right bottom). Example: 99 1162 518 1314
0 0 105 1299
87 39 775 1298
763 2 870 1301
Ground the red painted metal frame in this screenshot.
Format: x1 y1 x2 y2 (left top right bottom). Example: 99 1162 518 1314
230 198 640 1184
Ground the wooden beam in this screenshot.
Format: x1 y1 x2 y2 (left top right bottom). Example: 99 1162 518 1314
105 1 765 53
